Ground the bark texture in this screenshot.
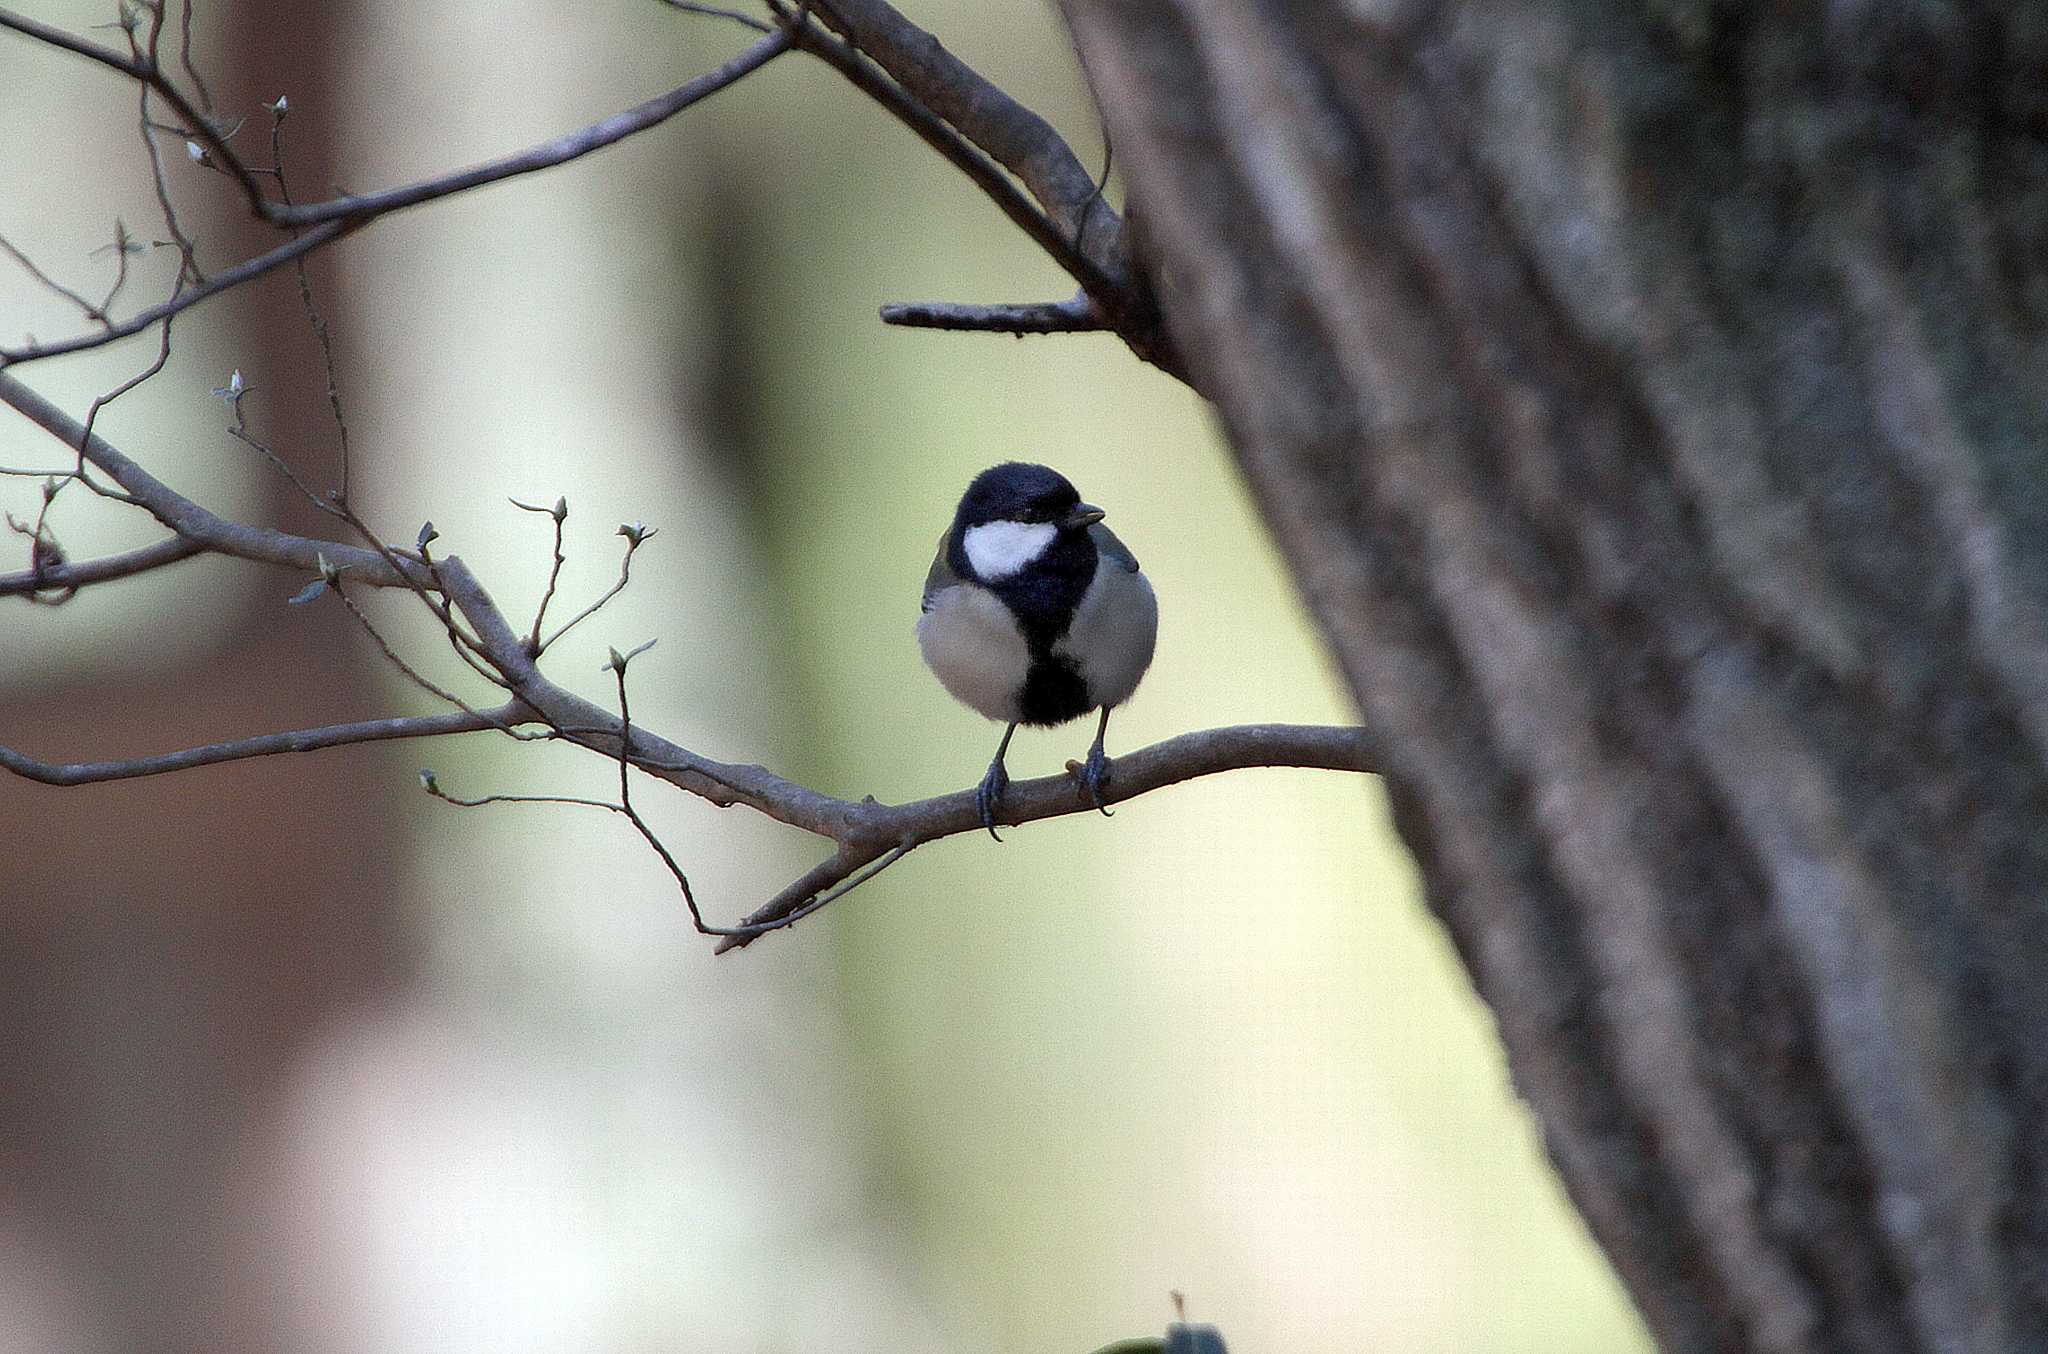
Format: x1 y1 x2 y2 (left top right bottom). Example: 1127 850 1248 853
1057 3 2048 1351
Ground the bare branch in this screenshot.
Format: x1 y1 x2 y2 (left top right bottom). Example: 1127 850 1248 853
0 535 201 598
715 722 1376 949
0 707 517 786
76 320 175 498
798 0 1122 263
130 5 209 289
0 368 422 586
264 29 792 230
422 775 616 812
174 0 213 113
330 581 512 718
0 6 264 209
537 524 652 654
0 6 136 75
764 0 1184 378
880 294 1105 334
608 655 736 937
510 497 569 654
656 0 773 32
0 28 786 370
0 220 349 368
266 103 354 498
0 232 109 323
6 1 1185 383
768 2 1119 310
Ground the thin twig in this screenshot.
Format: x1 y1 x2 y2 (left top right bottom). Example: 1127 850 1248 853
656 0 773 32
267 98 353 497
74 319 173 500
226 416 341 517
94 218 145 317
609 656 735 937
0 369 424 589
0 233 108 323
511 497 568 654
218 384 501 686
130 4 206 288
537 527 650 654
423 779 619 812
734 843 913 941
263 29 792 230
175 0 212 112
331 582 518 724
333 500 506 687
0 220 348 368
0 25 782 370
0 7 264 209
0 707 516 785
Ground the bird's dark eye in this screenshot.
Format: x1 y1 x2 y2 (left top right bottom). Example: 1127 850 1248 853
1028 491 1073 522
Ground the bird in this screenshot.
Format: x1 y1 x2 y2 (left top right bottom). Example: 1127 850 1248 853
917 461 1158 840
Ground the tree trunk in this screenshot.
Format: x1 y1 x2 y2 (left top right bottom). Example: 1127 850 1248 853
1057 3 2048 1350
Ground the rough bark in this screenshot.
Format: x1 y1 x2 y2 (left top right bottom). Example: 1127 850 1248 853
1057 3 2048 1351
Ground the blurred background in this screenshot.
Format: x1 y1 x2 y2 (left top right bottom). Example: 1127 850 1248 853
0 2 1650 1350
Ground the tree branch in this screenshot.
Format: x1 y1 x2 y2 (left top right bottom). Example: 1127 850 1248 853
797 0 1122 273
0 370 423 587
0 220 351 368
0 6 265 209
4 1 1187 381
0 707 513 785
765 0 1185 379
880 293 1105 334
770 3 1119 306
714 722 1375 949
0 26 789 370
0 534 203 598
262 29 792 230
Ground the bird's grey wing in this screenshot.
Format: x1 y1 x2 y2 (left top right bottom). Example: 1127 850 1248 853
1088 522 1142 574
921 526 960 613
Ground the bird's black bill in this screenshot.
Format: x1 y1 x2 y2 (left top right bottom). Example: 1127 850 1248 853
1062 503 1107 530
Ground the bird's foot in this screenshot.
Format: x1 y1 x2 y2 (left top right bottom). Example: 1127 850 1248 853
1075 742 1114 818
976 757 1010 842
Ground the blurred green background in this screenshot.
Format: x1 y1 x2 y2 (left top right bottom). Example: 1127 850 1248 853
0 2 1649 1350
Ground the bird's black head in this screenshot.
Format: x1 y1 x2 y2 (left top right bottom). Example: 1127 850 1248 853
945 462 1105 630
953 461 1084 529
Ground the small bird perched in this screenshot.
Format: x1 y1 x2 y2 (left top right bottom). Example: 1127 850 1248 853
917 462 1158 839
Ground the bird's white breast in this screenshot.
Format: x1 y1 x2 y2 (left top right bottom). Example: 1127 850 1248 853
962 519 1055 580
917 583 1029 723
1056 555 1157 710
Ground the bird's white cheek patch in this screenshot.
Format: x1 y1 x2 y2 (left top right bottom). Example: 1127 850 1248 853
963 520 1056 580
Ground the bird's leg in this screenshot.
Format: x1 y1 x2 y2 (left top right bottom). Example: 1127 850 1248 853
977 722 1018 841
1078 705 1115 817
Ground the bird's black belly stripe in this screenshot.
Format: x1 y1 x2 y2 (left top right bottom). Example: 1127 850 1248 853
1019 655 1090 726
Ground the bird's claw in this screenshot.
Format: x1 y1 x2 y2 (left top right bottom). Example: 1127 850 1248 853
976 758 1010 842
1078 743 1113 817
